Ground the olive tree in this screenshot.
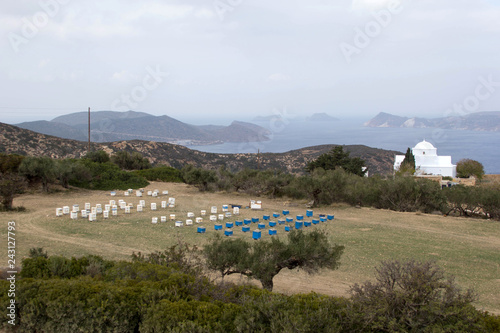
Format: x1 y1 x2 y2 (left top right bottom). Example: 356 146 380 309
0 172 26 210
18 156 56 192
456 158 485 180
203 230 344 291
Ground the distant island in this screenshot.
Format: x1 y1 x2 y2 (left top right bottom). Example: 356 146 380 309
364 111 500 132
306 113 339 122
253 112 339 122
15 111 271 145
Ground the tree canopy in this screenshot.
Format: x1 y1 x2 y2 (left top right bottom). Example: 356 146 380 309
204 230 344 291
398 147 416 175
306 146 367 176
456 158 485 180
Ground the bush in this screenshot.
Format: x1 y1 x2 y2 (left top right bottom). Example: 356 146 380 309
346 260 483 332
111 151 151 170
14 278 142 332
83 150 110 163
477 184 500 220
181 165 218 191
140 300 241 332
376 176 446 213
133 165 183 182
69 159 149 190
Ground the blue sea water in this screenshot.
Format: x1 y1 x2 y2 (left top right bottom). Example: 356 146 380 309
188 119 500 174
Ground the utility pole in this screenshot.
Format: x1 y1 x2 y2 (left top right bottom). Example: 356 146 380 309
88 107 91 152
257 149 261 170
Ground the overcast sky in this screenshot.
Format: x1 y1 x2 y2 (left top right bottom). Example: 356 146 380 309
1 0 499 124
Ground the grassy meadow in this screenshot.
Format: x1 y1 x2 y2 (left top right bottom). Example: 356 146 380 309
2 181 499 314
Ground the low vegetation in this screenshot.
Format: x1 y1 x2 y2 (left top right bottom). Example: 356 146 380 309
1 150 499 220
1 245 499 332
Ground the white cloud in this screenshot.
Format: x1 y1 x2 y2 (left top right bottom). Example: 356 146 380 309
110 70 139 83
267 73 291 82
39 59 50 68
351 0 400 11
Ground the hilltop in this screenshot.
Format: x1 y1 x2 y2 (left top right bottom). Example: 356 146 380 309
0 122 400 175
15 110 272 145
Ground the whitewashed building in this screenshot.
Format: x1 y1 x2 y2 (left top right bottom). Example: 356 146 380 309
394 140 457 177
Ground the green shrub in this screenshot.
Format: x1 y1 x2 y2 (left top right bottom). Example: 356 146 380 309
16 278 141 332
140 300 241 332
376 176 446 213
69 160 149 190
133 165 183 182
346 260 483 332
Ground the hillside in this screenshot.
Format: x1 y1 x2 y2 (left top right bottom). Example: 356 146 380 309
0 122 399 175
364 111 500 131
15 111 272 145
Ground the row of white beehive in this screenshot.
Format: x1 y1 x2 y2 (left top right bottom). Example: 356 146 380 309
56 198 176 219
151 217 204 226
111 189 169 197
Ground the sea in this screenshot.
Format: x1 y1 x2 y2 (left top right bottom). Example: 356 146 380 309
188 119 500 174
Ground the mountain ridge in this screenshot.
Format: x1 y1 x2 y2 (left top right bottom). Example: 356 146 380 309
365 111 500 131
0 122 399 175
15 111 271 145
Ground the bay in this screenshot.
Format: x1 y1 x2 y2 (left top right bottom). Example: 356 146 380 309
188 119 500 174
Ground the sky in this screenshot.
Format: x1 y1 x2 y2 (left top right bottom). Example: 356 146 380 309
1 0 499 125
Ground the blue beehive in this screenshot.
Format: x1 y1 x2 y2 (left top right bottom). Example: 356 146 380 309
296 215 304 221
214 224 223 231
295 221 303 229
312 219 320 225
269 221 277 227
235 220 243 226
242 226 250 232
282 210 289 215
306 209 313 217
285 225 291 232
327 214 334 220
225 222 234 228
224 229 233 237
278 219 285 225
286 217 293 223
320 217 327 222
272 212 280 218
269 229 277 236
244 219 251 225
304 221 311 227
197 226 206 233
252 230 262 240
263 215 270 220
258 223 266 229
251 217 259 223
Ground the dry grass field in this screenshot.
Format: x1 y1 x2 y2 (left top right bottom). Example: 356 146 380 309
2 181 499 314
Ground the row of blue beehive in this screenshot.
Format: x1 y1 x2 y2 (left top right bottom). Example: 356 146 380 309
196 210 335 238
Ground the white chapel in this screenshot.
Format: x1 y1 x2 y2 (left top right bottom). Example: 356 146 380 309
394 140 457 177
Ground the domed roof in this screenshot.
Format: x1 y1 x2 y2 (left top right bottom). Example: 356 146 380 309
413 140 436 150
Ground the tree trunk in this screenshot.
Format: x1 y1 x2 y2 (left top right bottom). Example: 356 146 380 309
2 196 13 210
260 278 274 291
